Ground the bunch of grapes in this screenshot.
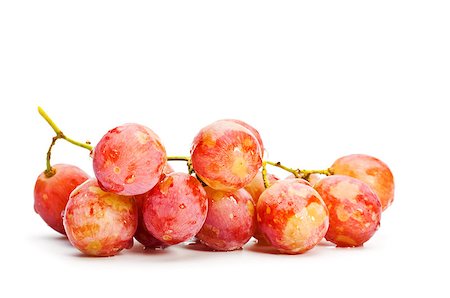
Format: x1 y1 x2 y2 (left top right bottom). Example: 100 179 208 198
34 107 394 257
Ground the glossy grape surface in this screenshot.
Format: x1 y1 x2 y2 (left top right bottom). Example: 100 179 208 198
315 175 382 247
191 120 262 191
34 164 90 235
331 154 394 211
63 179 138 257
197 187 255 251
257 180 329 254
93 123 166 196
140 173 208 245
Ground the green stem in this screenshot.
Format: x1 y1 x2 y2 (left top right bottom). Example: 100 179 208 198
44 137 58 177
167 156 190 161
38 106 93 177
264 160 332 179
261 161 270 188
38 106 62 136
167 156 194 175
265 160 301 178
38 107 93 151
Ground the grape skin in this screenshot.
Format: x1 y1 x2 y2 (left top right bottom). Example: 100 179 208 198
331 154 394 211
34 164 90 235
63 178 138 257
224 119 264 154
134 195 167 249
132 162 175 249
244 172 279 244
257 180 329 254
191 120 263 191
315 175 382 247
93 123 167 196
140 173 208 245
244 172 279 205
196 187 256 251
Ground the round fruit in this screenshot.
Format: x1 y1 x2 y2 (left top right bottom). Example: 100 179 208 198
197 187 255 251
257 180 329 254
93 123 166 196
140 173 208 245
63 178 138 257
331 154 394 211
314 175 382 247
191 120 263 191
34 164 90 235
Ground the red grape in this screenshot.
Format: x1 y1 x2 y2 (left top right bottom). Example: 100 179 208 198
314 175 382 247
191 120 262 191
257 180 329 254
134 166 173 249
63 178 138 257
331 154 394 211
196 187 255 251
140 173 208 245
93 123 166 196
134 196 167 249
34 164 90 235
224 119 264 154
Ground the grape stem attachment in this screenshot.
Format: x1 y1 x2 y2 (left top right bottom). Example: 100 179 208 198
38 106 93 178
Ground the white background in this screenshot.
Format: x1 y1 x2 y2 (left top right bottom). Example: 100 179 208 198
1 1 449 297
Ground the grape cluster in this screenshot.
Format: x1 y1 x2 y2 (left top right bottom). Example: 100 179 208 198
34 108 394 257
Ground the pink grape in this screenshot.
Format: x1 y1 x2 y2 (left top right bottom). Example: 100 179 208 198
315 175 382 247
257 180 329 254
191 120 263 191
134 165 173 249
331 154 394 211
63 178 138 257
224 119 264 154
93 123 167 196
140 173 208 245
134 195 167 249
196 187 255 251
34 164 90 235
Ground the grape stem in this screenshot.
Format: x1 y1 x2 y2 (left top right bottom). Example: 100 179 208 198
38 106 93 177
167 156 194 175
262 160 333 188
261 161 270 188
